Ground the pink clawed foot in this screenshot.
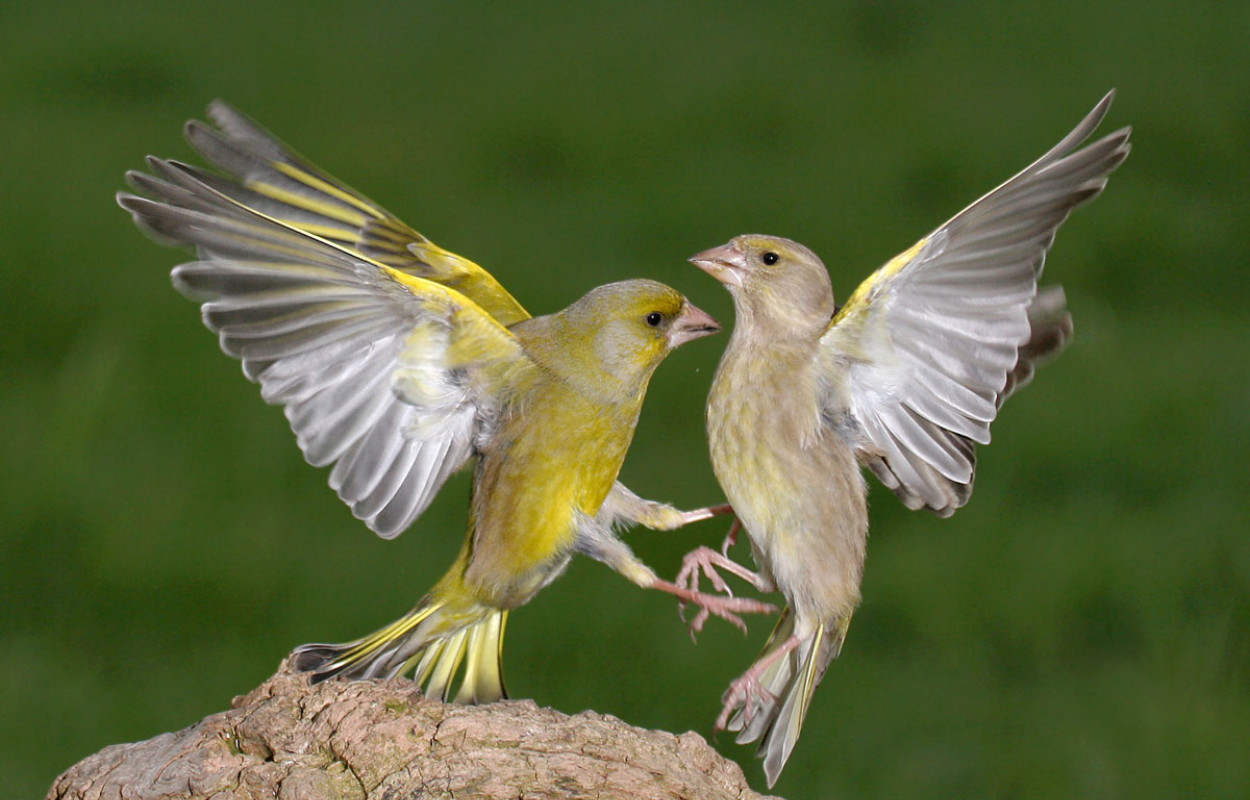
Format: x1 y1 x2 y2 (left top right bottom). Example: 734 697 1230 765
714 633 804 732
650 579 776 637
676 544 768 598
673 538 772 639
715 672 776 733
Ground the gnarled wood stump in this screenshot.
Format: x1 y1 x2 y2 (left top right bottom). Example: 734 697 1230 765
47 662 778 800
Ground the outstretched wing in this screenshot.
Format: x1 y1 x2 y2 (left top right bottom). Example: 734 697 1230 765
819 91 1130 515
119 154 538 538
173 101 529 325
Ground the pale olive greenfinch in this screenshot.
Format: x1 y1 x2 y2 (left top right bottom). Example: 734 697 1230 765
684 92 1131 785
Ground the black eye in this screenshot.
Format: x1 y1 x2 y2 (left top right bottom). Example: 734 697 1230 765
645 311 663 327
762 251 780 266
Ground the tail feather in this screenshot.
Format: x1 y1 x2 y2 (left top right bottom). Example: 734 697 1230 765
1000 285 1073 405
729 609 849 788
760 625 828 786
414 627 469 700
728 609 797 739
456 611 508 703
292 598 509 703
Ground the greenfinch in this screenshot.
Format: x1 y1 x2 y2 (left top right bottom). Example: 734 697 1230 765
682 92 1131 785
117 103 771 703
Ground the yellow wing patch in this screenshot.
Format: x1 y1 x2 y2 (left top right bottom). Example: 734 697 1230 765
408 242 530 326
269 161 382 220
196 106 532 327
383 265 532 388
829 236 929 328
250 163 531 326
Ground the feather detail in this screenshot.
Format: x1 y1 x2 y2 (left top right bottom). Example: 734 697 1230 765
119 135 538 541
821 91 1129 514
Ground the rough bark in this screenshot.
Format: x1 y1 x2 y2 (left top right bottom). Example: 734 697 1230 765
47 661 779 800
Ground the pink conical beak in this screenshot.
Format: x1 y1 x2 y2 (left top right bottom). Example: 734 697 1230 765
669 301 720 347
689 243 749 289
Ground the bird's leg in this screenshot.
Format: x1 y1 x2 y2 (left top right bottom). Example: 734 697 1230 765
648 579 777 637
673 523 776 637
677 534 771 599
720 517 741 555
598 483 732 531
715 633 804 732
676 503 734 527
574 511 776 637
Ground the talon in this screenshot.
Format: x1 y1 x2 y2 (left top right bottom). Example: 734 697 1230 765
715 672 779 732
678 543 766 595
680 547 734 596
649 578 777 638
667 548 777 638
685 592 774 637
714 632 805 732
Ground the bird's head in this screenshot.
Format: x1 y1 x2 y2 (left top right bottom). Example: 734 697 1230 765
690 235 835 335
542 279 720 398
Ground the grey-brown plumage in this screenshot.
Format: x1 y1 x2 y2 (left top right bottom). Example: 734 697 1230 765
685 92 1130 786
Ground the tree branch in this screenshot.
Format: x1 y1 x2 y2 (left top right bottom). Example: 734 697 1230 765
47 660 779 800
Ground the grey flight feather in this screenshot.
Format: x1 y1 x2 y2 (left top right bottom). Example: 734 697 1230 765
822 90 1130 516
117 124 531 539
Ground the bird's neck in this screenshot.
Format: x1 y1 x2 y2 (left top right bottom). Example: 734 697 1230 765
726 306 825 357
513 315 652 406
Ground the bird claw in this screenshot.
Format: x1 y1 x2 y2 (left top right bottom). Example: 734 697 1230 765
673 540 775 640
683 592 774 639
713 632 804 732
677 543 767 597
715 670 778 733
677 545 736 597
655 578 776 641
675 547 738 638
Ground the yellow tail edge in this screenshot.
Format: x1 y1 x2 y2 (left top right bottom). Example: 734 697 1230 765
291 600 509 704
729 610 850 789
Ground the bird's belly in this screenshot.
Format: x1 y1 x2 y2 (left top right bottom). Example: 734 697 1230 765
708 375 868 620
463 408 630 609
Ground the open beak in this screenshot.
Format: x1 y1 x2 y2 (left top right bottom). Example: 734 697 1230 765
668 301 721 347
689 243 749 289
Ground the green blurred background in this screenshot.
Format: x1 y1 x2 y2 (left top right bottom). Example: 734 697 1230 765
3 2 1248 797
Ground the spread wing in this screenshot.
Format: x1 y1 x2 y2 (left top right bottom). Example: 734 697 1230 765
119 148 539 539
819 91 1130 515
174 100 529 325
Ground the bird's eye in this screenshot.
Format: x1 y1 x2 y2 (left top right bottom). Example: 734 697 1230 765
645 311 663 327
762 251 780 266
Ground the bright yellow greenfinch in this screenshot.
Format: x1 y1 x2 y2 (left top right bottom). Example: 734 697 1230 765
117 102 771 704
682 92 1131 785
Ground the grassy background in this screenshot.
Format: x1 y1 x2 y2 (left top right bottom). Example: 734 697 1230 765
3 2 1248 797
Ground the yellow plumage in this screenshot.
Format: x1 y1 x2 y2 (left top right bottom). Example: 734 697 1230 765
118 103 764 704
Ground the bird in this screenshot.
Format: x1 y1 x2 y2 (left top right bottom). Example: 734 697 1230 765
679 91 1131 786
117 102 773 704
